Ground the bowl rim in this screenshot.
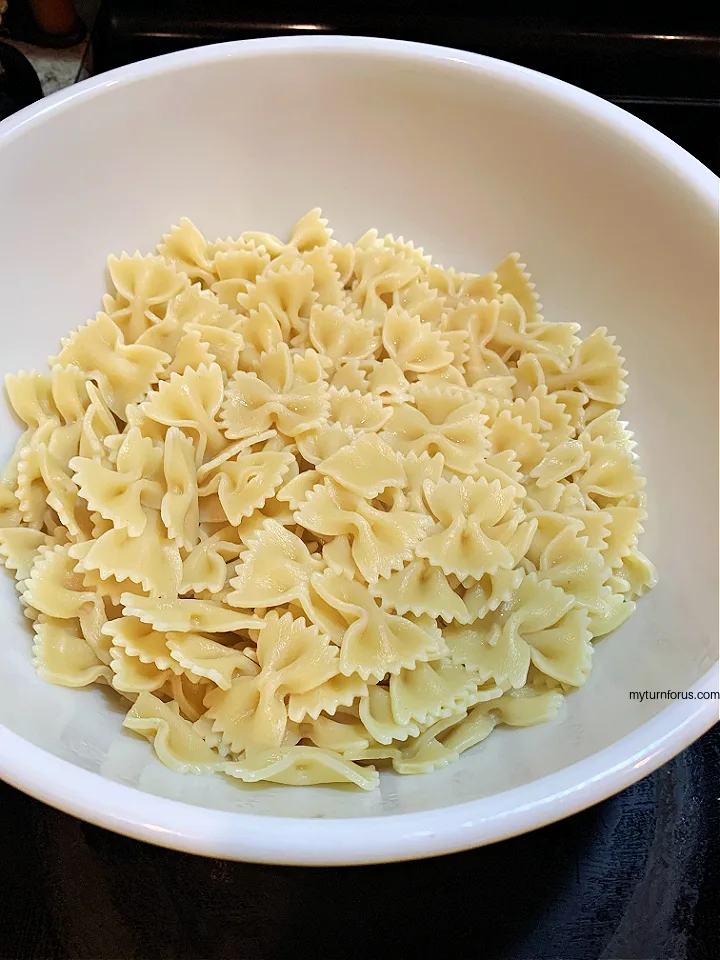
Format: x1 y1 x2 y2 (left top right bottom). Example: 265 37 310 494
0 34 718 865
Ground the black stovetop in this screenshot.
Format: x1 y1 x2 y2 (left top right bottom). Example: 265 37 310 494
2 724 718 960
2 8 719 959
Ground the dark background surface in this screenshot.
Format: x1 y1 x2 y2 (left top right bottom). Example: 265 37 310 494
1 723 718 960
1 7 719 959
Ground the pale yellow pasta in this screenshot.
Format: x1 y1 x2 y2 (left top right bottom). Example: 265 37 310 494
0 209 654 789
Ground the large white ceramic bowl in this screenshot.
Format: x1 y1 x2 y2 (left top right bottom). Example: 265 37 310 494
0 36 717 865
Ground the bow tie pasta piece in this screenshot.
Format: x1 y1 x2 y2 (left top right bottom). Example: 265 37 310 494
351 245 421 324
392 452 445 513
76 596 113 664
295 478 433 582
51 312 169 416
576 437 645 506
356 228 432 272
579 409 636 452
417 476 535 582
435 329 470 381
308 304 378 363
556 497 613 554
494 252 542 324
445 573 591 689
161 674 211 722
164 283 239 332
387 712 471 776
276 469 322 510
488 408 548 474
198 450 295 526
546 327 628 405
160 427 199 550
157 219 217 287
70 427 164 537
300 714 372 755
535 522 608 595
381 306 454 374
104 253 189 343
428 263 501 304
220 346 329 441
214 229 286 258
372 559 468 623
32 614 112 687
221 747 379 791
139 362 225 464
166 633 259 689
102 615 182 675
299 245 346 309
119 594 264 633
534 527 627 637
612 549 657 600
472 450 526 495
211 246 274 309
319 536 363 582
461 567 525 622
236 258 316 341
0 528 54 583
123 692 222 774
226 519 324 614
311 570 444 681
601 503 646 569
529 438 589 488
518 386 575 448
358 685 422 744
524 320 581 368
156 328 215 380
442 298 498 349
186 324 244 378
391 277 446 325
366 358 412 405
4 372 60 430
22 543 96 619
290 207 333 251
408 704 497 762
381 387 490 475
15 427 89 538
486 295 573 365
194 429 282 480
14 447 52 532
316 433 405 498
295 423 355 466
287 672 369 723
78 382 118 463
74 553 146 607
237 304 285 372
180 529 244 595
487 687 566 727
6 365 90 430
108 645 171 694
70 510 182 599
292 348 333 386
204 612 338 753
326 387 392 434
389 659 502 727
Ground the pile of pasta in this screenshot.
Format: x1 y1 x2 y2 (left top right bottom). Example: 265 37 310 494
0 209 656 790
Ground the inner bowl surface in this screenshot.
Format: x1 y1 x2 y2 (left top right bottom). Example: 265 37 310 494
0 36 717 864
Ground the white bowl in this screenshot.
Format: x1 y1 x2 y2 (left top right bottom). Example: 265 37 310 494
0 36 717 865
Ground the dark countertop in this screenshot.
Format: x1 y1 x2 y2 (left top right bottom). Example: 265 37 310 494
2 723 718 960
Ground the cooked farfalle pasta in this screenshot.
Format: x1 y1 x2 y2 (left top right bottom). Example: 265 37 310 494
1 208 655 791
